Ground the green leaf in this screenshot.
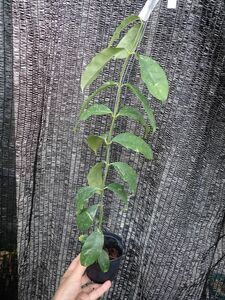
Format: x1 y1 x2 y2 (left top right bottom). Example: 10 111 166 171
77 205 99 231
112 132 153 160
80 104 112 121
117 106 146 128
108 15 140 47
125 83 157 133
81 230 104 267
87 135 105 154
111 162 137 194
114 23 142 59
75 186 97 214
87 162 103 189
81 81 117 114
98 249 110 273
138 55 169 102
107 183 128 204
81 48 124 91
74 81 117 131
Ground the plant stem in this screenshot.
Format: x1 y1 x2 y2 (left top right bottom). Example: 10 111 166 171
98 22 145 230
98 57 130 230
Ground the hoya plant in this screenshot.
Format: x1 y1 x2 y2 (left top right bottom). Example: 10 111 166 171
75 14 169 272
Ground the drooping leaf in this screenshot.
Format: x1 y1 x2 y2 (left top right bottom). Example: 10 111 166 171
112 133 153 160
107 183 128 204
87 135 105 154
138 55 169 102
108 15 140 47
74 81 118 133
125 83 157 133
117 106 146 128
81 48 124 91
77 205 99 231
81 230 104 267
114 23 142 59
98 249 110 273
87 162 103 189
80 104 112 121
75 186 97 214
111 162 137 194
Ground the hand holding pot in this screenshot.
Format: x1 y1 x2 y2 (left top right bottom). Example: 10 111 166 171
53 254 111 300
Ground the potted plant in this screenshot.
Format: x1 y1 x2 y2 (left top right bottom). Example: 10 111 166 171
74 0 169 283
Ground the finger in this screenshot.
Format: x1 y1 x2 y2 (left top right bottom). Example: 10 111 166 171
82 283 100 294
89 281 111 300
77 292 89 300
81 274 92 286
70 257 86 279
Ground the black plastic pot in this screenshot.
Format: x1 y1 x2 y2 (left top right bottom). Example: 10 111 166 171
86 232 124 284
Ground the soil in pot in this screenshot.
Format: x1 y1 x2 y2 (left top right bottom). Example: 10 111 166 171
105 247 119 260
86 232 124 284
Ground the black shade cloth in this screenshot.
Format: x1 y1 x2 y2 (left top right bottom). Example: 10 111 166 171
0 0 15 252
12 0 225 299
0 0 17 299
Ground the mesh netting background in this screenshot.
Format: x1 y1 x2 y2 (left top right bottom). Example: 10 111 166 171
11 0 225 299
0 0 17 299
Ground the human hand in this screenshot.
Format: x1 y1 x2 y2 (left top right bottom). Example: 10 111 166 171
53 254 111 300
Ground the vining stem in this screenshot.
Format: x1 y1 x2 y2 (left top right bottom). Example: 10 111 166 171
98 22 145 230
98 57 129 230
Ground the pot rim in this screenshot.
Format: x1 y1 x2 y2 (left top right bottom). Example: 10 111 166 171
103 231 124 261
